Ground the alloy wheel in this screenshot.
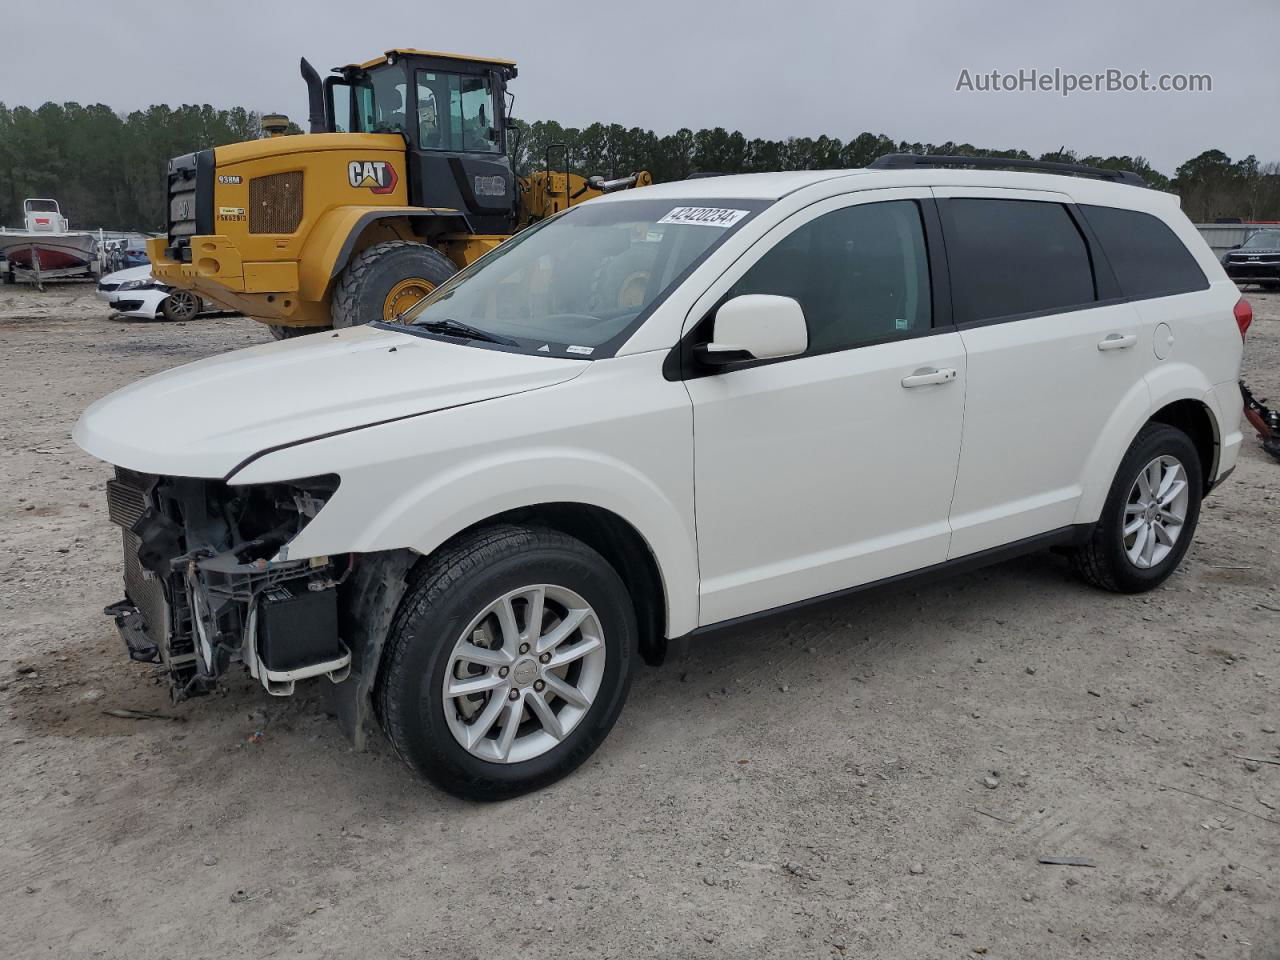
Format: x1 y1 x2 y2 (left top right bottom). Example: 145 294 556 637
167 290 198 320
442 585 607 764
1123 455 1190 569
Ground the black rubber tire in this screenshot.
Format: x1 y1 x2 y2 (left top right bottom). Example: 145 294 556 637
159 290 201 321
1068 423 1203 593
330 240 457 328
268 324 313 340
377 524 637 800
2 264 14 284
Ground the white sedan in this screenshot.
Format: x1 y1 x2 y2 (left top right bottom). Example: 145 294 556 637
97 265 204 321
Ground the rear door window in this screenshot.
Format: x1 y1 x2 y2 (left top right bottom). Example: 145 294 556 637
940 198 1096 324
1079 205 1208 299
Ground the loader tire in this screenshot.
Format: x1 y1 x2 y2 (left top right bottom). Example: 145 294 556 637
268 324 312 340
330 241 457 328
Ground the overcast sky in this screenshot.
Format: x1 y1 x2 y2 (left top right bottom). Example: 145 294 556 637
3 0 1277 174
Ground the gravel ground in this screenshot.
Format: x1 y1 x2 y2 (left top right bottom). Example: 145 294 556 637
0 282 1277 960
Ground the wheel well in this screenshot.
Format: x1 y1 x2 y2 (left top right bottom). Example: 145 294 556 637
423 504 670 667
1149 399 1218 488
338 213 473 279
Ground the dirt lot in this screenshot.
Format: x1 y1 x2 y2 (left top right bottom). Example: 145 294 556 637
0 282 1277 960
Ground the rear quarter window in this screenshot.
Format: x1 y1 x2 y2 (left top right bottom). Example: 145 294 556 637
1079 205 1209 300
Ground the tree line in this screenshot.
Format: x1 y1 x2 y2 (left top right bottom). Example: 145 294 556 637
512 120 1280 223
2 101 1277 232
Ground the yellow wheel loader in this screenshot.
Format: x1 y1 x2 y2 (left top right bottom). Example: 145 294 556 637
146 50 652 337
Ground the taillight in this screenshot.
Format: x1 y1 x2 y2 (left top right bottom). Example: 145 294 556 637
1234 297 1253 341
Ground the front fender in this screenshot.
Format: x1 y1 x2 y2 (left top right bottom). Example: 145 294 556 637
227 377 699 636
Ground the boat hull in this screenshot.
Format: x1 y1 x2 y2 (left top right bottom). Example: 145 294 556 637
1 233 99 272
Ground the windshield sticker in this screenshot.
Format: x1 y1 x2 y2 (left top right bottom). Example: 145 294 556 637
566 345 594 355
657 207 750 228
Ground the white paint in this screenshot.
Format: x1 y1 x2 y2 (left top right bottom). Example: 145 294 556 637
74 167 1246 640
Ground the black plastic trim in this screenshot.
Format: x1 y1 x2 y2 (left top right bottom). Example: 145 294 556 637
685 525 1091 639
195 149 215 237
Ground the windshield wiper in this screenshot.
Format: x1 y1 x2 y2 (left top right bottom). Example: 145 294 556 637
411 318 519 346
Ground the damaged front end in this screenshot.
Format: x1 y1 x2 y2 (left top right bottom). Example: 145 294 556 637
103 468 350 700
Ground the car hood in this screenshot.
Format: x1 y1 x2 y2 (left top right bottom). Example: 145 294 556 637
74 325 588 478
102 264 152 284
1230 247 1280 256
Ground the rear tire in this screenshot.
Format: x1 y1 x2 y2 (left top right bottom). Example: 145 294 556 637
1068 423 1202 593
330 240 457 328
377 524 636 801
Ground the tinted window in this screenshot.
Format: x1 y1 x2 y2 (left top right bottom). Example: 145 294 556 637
1081 205 1209 299
942 199 1095 323
728 200 931 353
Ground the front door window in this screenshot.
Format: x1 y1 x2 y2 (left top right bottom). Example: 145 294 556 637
415 71 500 153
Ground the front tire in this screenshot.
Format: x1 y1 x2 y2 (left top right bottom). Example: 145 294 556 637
159 289 201 321
268 324 312 340
330 240 457 328
378 525 637 800
1069 423 1202 593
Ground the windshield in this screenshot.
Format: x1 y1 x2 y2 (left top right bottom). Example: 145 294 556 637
1242 230 1280 249
401 198 766 357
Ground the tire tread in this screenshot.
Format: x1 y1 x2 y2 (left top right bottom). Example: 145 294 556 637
1068 422 1201 593
330 240 456 328
377 523 629 798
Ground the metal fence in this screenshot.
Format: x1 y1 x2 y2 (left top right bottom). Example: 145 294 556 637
1195 223 1280 257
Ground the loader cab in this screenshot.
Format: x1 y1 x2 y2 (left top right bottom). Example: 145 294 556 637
323 49 519 234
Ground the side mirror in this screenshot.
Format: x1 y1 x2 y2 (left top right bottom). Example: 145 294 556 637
695 294 808 367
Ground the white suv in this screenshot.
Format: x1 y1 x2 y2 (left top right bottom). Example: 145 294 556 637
75 156 1248 799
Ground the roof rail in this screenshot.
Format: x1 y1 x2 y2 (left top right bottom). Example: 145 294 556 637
868 153 1147 187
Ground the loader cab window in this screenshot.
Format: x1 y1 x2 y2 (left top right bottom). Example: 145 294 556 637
415 71 500 153
329 82 353 133
351 65 408 135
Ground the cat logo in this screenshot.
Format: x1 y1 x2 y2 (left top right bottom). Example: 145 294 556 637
348 160 398 195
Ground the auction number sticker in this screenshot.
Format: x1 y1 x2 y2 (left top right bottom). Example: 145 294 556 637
657 207 750 228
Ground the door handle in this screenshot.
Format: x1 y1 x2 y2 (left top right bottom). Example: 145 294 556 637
901 367 958 388
1097 333 1137 351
